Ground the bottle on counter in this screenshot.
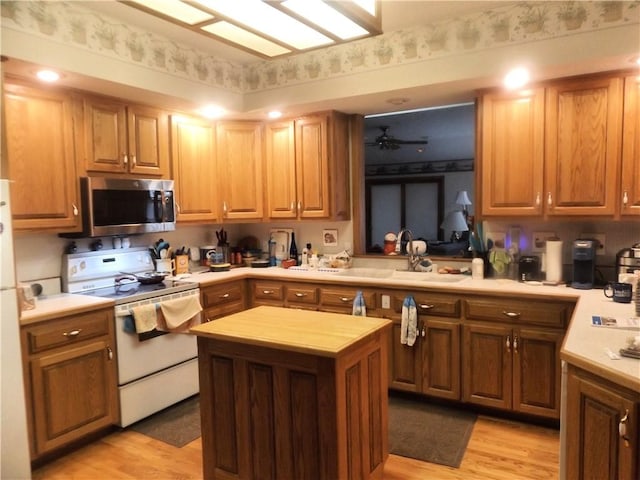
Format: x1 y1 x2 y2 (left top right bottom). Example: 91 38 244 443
472 257 484 280
289 232 298 266
302 243 309 265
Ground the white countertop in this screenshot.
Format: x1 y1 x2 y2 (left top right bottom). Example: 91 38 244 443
21 265 639 391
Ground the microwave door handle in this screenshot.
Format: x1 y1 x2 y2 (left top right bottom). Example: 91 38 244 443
154 191 163 222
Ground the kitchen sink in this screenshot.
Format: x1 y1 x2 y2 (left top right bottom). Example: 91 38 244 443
391 270 470 283
334 268 394 279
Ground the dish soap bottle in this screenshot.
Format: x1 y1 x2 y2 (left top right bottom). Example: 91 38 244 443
289 232 298 266
301 243 309 266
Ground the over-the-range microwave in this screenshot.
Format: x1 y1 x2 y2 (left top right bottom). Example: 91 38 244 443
62 177 176 238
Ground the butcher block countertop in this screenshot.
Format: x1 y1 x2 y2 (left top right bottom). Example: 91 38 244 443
190 305 391 357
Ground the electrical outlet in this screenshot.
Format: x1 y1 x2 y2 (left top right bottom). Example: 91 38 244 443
584 233 606 255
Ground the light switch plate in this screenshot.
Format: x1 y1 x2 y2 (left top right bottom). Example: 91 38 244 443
381 294 390 309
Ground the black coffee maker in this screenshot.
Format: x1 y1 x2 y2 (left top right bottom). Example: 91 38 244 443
571 239 596 289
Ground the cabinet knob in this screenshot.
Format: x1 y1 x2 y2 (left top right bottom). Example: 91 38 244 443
131 155 137 167
502 310 521 319
107 346 113 361
223 201 228 215
513 334 519 353
547 192 553 207
418 303 435 310
123 153 128 165
219 293 230 299
340 296 352 303
622 191 629 207
63 329 82 338
535 192 541 206
72 203 78 216
294 292 307 297
262 290 274 295
297 201 301 213
505 335 511 352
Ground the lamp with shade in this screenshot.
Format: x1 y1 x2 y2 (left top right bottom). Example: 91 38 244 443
441 210 469 243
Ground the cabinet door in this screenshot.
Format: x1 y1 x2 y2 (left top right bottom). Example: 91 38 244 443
512 327 562 419
462 323 511 410
422 319 460 400
170 115 219 222
84 97 128 173
265 121 297 219
30 339 118 455
388 313 421 392
127 104 169 177
295 115 330 218
566 366 639 480
621 75 640 216
217 121 264 220
4 81 80 231
480 87 545 216
545 75 623 215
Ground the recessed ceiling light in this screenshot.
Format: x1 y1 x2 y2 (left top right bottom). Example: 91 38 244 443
268 110 282 119
504 67 530 90
199 104 225 119
36 69 60 82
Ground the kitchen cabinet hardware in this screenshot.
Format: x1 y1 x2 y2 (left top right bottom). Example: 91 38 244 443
63 329 82 337
294 292 308 297
107 346 113 360
418 303 435 310
340 296 352 302
262 289 276 295
535 192 541 206
502 310 521 319
547 192 552 207
72 204 78 216
506 334 511 352
122 153 128 165
513 335 518 353
219 293 230 299
623 191 629 207
619 409 629 445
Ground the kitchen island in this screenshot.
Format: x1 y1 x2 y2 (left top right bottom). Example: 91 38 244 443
190 306 392 480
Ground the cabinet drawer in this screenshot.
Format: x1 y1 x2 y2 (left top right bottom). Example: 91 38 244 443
202 282 245 308
252 281 285 301
286 285 319 305
465 297 571 328
320 288 376 310
391 292 461 318
25 309 112 354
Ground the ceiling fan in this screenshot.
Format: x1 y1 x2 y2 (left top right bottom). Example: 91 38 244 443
366 126 429 150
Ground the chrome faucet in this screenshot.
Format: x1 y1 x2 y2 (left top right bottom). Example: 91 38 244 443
395 228 423 271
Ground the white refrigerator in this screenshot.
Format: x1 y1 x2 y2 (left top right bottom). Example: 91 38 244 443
1 179 32 479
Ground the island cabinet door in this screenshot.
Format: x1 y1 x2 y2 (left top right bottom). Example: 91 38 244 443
462 323 512 410
566 366 639 480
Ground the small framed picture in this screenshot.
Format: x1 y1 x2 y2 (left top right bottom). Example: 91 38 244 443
323 229 338 247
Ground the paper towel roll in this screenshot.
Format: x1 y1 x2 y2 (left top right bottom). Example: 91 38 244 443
545 240 563 282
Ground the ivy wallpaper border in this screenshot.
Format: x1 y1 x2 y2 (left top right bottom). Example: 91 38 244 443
1 1 638 96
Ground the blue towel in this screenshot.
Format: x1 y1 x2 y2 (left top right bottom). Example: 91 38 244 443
401 295 417 346
352 291 367 316
123 315 136 334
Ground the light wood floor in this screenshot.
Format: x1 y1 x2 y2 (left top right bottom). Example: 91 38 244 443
32 414 559 480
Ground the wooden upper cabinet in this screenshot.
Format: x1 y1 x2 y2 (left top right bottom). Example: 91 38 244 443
170 115 218 223
3 79 80 231
480 87 545 216
295 112 351 220
83 96 169 177
621 75 640 216
216 121 264 221
265 120 297 219
545 75 623 216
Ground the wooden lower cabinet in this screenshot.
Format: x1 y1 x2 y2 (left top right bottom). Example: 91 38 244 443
462 323 563 418
565 365 639 480
201 280 246 322
21 308 118 459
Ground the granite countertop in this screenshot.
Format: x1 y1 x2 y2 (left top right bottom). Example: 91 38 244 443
21 265 639 391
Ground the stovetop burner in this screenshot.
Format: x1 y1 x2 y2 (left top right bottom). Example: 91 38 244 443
77 279 198 305
62 247 198 304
